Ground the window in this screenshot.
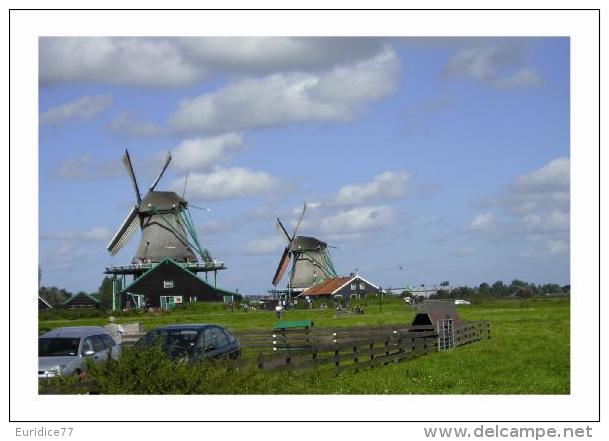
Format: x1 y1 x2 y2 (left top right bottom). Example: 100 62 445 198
360 283 366 290
163 280 174 288
202 327 217 348
214 327 229 348
101 334 116 348
39 338 80 357
90 335 106 353
81 337 94 355
351 283 356 291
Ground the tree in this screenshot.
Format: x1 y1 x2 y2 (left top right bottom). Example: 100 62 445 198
491 281 508 296
39 286 71 307
98 276 114 310
478 282 491 295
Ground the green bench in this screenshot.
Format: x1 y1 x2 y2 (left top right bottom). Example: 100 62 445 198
273 319 314 330
272 320 314 351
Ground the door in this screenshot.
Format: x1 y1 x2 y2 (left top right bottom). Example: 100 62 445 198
160 296 176 311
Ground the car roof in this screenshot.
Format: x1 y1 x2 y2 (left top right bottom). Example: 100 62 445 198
40 326 109 339
159 324 212 329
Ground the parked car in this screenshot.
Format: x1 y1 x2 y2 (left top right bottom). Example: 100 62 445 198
135 324 240 362
38 326 121 378
454 299 471 305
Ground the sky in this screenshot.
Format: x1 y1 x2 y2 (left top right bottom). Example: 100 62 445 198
38 37 570 294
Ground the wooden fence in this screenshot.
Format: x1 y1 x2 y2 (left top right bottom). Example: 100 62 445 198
242 320 491 372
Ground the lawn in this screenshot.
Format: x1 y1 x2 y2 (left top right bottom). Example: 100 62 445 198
39 296 570 394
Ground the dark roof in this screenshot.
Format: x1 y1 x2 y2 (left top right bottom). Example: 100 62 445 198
300 277 351 297
414 300 462 327
120 258 241 299
38 296 52 309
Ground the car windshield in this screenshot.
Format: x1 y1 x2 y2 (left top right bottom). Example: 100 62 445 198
161 329 200 348
39 337 80 357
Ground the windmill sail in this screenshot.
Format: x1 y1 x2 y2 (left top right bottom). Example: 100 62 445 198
272 247 292 286
107 206 139 256
122 150 141 204
149 151 172 192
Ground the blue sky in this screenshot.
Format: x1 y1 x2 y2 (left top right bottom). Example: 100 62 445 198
38 37 570 294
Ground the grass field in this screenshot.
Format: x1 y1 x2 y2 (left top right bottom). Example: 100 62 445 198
39 296 570 394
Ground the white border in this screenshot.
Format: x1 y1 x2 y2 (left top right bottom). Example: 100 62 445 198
8 7 600 425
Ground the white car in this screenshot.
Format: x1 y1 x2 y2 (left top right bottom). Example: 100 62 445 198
39 326 121 378
454 299 471 305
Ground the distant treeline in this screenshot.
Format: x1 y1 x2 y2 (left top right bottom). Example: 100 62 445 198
420 280 570 300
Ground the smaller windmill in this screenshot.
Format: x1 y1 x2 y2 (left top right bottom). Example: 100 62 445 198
272 203 338 293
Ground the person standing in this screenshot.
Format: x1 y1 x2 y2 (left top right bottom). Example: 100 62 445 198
104 316 124 345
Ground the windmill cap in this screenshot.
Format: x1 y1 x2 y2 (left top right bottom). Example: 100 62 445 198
290 236 327 251
139 191 187 212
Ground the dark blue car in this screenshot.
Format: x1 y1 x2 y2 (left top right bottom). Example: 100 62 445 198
136 324 240 362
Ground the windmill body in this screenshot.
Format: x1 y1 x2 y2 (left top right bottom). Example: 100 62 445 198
272 204 338 294
104 150 236 311
133 191 197 264
288 236 335 289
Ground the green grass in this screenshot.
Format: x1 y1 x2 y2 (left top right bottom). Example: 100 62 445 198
39 296 570 394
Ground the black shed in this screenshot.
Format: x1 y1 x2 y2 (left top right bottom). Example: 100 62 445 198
410 300 462 329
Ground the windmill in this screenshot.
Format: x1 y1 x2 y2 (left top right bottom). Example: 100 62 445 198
106 150 212 265
272 203 338 292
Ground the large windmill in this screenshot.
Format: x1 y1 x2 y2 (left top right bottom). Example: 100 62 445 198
272 203 338 294
106 150 212 265
104 150 233 311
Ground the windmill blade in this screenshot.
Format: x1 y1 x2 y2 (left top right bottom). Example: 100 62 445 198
272 247 292 286
276 219 291 242
291 202 307 240
122 150 141 204
149 151 172 192
106 206 139 256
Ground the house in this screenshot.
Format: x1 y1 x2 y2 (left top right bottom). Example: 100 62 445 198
64 292 101 309
118 258 241 309
298 274 381 300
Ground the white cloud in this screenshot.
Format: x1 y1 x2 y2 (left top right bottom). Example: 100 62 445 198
169 48 400 133
512 157 569 195
107 111 165 137
243 235 285 255
40 95 112 125
445 45 542 89
467 157 570 255
465 212 494 232
40 37 389 88
176 37 385 73
173 167 279 201
494 68 542 89
54 155 124 180
42 227 112 242
319 205 395 235
40 38 202 87
171 134 246 171
333 171 411 206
